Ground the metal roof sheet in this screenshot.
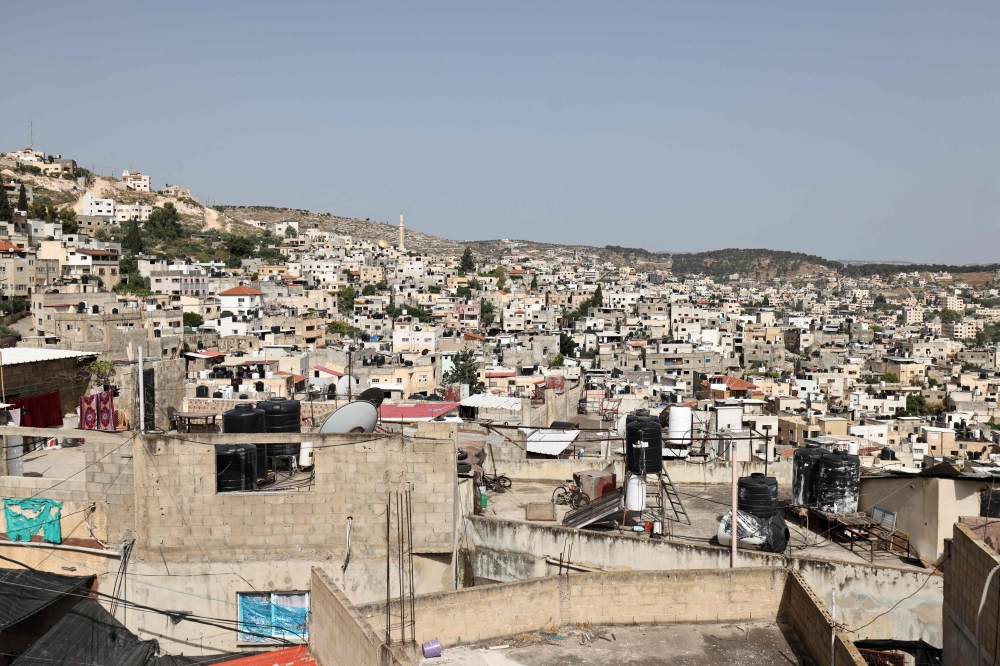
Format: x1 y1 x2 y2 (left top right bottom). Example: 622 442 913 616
524 429 580 456
460 394 522 411
0 348 98 366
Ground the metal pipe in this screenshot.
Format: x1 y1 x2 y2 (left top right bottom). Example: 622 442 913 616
0 540 122 558
731 437 738 568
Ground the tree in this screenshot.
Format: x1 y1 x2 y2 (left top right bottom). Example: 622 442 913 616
16 185 27 212
480 299 495 326
550 353 565 367
121 219 145 254
93 227 111 242
492 266 507 291
220 311 234 319
938 308 962 325
592 284 603 308
882 373 899 384
467 278 480 290
147 203 183 241
460 248 475 272
0 188 12 222
530 275 538 291
442 350 481 395
362 284 377 296
337 286 356 314
456 286 472 300
119 254 139 276
559 332 578 356
285 225 298 238
60 208 79 235
183 312 204 328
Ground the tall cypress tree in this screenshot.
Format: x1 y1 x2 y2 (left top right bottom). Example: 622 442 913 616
16 185 27 212
0 186 12 222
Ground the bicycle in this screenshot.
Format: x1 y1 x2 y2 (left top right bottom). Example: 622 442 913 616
483 471 512 493
552 480 590 509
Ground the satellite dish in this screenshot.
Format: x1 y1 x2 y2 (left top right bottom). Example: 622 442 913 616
358 387 385 408
320 401 378 434
336 375 359 395
377 239 389 249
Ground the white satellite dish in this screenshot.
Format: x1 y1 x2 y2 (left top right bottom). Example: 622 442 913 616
336 375 359 395
320 401 378 434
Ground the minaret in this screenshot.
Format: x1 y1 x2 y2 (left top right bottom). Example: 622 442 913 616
398 213 405 252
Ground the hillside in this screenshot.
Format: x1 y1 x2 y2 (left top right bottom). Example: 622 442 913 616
7 163 1000 280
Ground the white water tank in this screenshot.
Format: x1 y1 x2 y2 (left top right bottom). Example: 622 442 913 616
299 441 314 468
668 406 693 446
623 477 647 511
847 441 859 455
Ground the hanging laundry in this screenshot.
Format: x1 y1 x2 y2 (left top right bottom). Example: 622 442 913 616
3 498 62 543
11 391 63 428
97 390 115 431
79 394 99 430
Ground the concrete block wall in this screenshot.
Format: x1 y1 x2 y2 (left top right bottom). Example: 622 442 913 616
494 456 793 487
943 522 1000 665
135 425 457 562
785 572 867 666
0 428 136 545
358 567 790 650
309 568 409 666
462 516 943 645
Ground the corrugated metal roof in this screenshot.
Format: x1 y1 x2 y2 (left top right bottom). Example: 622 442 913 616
460 394 522 411
0 349 99 366
524 429 580 456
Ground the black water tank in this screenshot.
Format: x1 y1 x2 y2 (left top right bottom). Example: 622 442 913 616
195 385 209 398
880 447 897 461
215 444 257 492
982 489 1000 518
222 403 265 434
738 473 779 519
258 398 302 456
815 452 861 514
258 398 301 431
255 381 265 392
625 420 663 474
212 391 223 399
792 446 825 507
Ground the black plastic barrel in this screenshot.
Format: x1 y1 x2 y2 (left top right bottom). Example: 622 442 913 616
258 398 301 457
625 420 663 474
982 489 1000 518
196 385 209 398
212 391 223 399
738 473 779 519
216 444 257 492
222 403 265 434
815 452 861 514
792 446 825 507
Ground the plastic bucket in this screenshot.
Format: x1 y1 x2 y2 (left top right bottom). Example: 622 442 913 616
422 638 442 658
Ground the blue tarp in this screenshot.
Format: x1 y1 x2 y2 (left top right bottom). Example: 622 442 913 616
3 499 62 543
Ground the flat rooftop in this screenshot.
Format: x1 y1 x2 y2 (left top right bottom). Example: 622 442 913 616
486 478 924 570
420 622 808 666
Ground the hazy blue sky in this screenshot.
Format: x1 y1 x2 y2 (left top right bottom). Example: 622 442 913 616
2 2 997 262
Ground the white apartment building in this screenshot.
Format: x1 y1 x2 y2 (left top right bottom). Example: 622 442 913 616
115 203 153 223
82 192 114 217
122 170 151 192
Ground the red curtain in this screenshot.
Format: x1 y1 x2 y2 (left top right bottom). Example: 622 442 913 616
11 391 63 428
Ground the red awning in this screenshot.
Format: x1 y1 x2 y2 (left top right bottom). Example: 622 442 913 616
314 365 343 377
379 402 459 422
212 646 316 666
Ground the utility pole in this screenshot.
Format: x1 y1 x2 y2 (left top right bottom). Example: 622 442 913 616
138 346 145 433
